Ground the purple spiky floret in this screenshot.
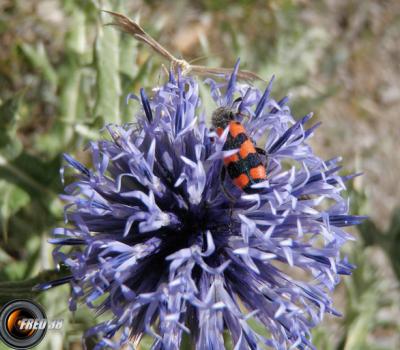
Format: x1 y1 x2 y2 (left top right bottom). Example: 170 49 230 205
45 64 363 349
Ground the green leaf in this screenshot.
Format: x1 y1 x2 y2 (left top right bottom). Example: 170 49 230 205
0 180 30 241
35 5 90 156
358 208 400 281
65 6 88 57
311 327 335 350
19 42 58 87
0 93 23 160
0 93 22 129
94 6 122 124
0 247 13 264
358 218 381 247
0 152 60 203
384 208 400 281
0 269 69 304
339 246 393 350
119 35 139 79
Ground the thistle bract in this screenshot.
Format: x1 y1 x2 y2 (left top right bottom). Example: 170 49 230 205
47 64 363 350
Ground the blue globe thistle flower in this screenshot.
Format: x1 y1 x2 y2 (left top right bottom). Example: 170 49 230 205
42 62 363 350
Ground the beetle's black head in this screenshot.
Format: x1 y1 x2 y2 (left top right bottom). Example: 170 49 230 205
211 107 235 130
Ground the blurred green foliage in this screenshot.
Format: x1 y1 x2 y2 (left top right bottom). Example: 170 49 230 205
0 0 399 349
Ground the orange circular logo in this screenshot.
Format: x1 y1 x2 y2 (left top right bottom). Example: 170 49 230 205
0 300 47 349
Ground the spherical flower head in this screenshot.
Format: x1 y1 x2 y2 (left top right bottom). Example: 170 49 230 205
47 62 363 350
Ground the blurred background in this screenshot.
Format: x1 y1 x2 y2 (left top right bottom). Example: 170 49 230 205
0 0 399 349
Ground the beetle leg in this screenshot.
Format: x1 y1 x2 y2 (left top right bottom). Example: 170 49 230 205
256 147 270 171
256 147 267 156
220 167 236 202
220 167 236 230
234 97 243 103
